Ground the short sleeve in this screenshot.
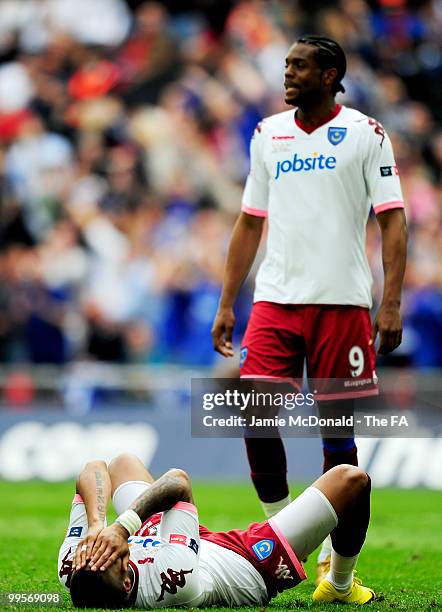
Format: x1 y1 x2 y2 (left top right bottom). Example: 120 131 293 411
57 495 89 590
159 502 200 554
363 118 405 215
149 503 203 606
241 122 269 217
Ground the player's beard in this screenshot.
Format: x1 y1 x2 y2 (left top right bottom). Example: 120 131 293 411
287 87 323 110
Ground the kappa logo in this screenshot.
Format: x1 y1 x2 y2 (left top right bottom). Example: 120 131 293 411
275 556 294 580
251 538 274 560
328 126 347 145
156 568 193 602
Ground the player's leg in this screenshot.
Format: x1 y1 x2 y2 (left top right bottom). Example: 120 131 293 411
108 453 155 515
305 305 377 580
270 464 374 604
311 466 374 604
317 401 358 576
240 302 304 517
244 433 291 517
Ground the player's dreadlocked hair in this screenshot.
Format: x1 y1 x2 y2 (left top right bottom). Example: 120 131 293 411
297 35 347 94
70 567 129 609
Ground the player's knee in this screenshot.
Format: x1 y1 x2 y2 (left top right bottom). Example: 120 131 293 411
108 452 141 477
339 465 369 494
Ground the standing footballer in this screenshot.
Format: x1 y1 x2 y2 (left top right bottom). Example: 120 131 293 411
212 35 407 582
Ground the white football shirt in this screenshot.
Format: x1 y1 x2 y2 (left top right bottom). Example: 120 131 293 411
58 497 267 608
241 105 404 308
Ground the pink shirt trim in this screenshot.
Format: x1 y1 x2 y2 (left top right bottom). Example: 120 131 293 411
241 204 268 218
73 493 84 504
173 501 198 514
268 518 307 581
374 200 404 214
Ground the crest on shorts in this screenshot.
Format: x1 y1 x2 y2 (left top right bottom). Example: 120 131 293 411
252 538 274 560
328 127 347 145
240 347 248 367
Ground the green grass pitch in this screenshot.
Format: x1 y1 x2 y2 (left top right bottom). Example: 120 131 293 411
0 481 441 611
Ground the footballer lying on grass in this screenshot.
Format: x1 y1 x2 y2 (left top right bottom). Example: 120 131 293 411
58 453 375 608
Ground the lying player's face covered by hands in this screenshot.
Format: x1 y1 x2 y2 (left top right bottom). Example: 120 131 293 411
87 523 131 573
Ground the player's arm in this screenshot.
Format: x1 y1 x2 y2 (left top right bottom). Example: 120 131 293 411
73 460 111 570
371 208 408 354
89 469 192 571
212 212 265 357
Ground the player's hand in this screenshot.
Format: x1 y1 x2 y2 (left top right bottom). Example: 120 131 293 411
89 523 130 573
211 306 235 357
74 522 104 571
369 304 402 355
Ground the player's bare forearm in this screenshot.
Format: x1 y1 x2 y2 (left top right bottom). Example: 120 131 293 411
129 468 193 522
74 461 111 570
372 208 408 354
76 460 111 527
219 212 265 308
212 212 265 356
378 208 407 307
88 469 193 572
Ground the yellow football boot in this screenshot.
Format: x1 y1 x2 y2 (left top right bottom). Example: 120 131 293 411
313 576 375 604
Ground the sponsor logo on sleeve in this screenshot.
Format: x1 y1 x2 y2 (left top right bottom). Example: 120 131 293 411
169 534 188 546
68 527 83 538
251 538 275 560
328 126 347 145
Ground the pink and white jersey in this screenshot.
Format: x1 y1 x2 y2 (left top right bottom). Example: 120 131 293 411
242 105 404 308
58 497 268 608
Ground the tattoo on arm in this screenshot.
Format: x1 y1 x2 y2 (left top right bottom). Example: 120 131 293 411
95 470 106 522
131 471 191 522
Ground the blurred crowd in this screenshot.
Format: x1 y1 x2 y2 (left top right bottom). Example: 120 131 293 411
0 0 441 370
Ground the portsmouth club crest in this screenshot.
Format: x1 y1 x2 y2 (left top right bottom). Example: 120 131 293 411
252 539 274 561
328 126 347 146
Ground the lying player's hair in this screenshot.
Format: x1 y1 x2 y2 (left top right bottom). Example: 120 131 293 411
297 35 347 94
70 567 129 609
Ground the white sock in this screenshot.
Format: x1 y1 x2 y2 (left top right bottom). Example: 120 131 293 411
318 534 332 562
261 494 291 518
326 549 358 592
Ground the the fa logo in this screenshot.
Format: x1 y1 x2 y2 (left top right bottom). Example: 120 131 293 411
328 127 347 146
252 538 274 560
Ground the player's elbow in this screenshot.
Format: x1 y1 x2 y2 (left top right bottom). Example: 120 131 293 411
168 468 192 501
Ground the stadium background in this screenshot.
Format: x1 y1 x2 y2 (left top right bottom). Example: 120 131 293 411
0 0 441 490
